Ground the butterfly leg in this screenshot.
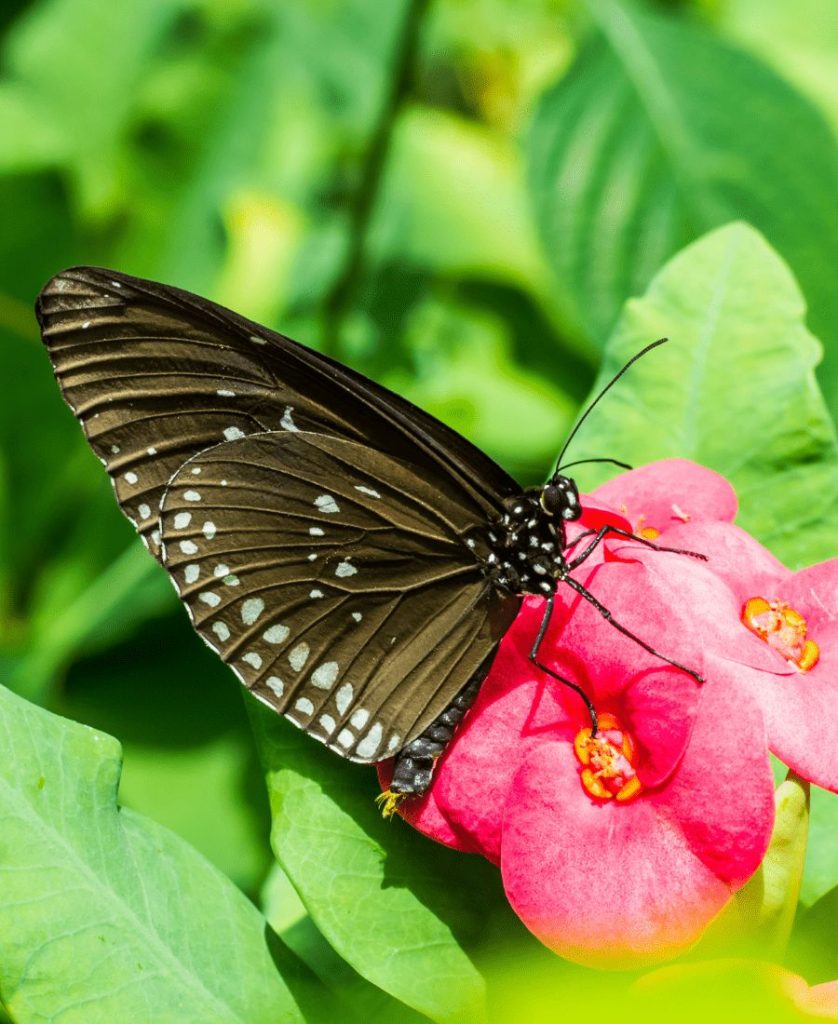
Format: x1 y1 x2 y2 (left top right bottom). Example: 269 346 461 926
528 595 599 733
561 573 703 683
378 657 490 816
566 525 708 572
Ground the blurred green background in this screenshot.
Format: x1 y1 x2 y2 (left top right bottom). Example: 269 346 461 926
0 0 836 1016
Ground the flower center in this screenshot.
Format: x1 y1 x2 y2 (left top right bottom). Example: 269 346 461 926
573 712 642 802
741 597 820 672
634 514 660 540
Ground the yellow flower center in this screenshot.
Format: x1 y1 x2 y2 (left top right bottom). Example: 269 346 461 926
741 597 819 672
573 712 643 802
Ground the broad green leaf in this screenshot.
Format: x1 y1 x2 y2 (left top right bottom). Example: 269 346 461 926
691 772 809 960
0 683 310 1024
528 0 838 417
262 866 433 1024
251 700 490 1024
572 222 838 569
57 612 271 895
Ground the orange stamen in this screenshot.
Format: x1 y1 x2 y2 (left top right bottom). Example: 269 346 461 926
742 596 820 672
573 713 643 802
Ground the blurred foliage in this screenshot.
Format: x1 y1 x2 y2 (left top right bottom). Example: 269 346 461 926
0 0 836 1021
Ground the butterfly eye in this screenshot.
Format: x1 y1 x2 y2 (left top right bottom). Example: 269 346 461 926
540 477 581 521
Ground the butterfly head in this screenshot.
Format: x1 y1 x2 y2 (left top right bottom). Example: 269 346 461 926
540 475 582 521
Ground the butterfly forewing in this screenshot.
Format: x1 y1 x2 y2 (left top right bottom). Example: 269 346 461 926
159 431 519 761
36 267 518 560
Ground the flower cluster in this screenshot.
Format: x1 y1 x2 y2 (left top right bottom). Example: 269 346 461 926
379 460 837 967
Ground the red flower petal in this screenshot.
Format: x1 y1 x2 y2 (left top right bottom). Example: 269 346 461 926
593 459 738 533
500 683 773 968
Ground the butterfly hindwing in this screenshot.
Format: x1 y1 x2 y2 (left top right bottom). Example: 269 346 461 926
159 431 520 761
36 266 518 560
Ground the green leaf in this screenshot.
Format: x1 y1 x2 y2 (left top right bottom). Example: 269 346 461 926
0 683 310 1024
528 0 838 416
251 700 489 1024
572 222 838 569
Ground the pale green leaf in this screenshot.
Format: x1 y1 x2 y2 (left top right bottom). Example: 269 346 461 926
252 702 488 1024
572 222 838 569
528 0 838 415
0 683 309 1024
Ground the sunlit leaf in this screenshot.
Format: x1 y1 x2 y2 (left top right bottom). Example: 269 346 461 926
252 701 490 1024
528 0 838 415
573 222 838 569
0 683 310 1024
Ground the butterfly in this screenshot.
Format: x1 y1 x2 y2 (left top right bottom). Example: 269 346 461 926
36 267 702 809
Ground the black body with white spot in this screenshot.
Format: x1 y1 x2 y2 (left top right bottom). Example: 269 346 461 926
36 267 701 801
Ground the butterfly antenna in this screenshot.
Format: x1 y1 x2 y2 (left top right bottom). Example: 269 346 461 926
554 338 667 471
557 457 632 473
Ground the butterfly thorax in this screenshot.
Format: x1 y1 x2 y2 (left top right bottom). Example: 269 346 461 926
481 489 574 597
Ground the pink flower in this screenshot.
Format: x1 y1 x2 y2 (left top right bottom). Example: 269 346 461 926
597 459 838 793
379 540 776 967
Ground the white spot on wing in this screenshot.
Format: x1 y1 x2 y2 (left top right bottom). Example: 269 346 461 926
179 540 199 555
310 589 324 599
336 729 354 748
288 643 310 671
184 490 201 502
174 512 192 530
319 714 336 735
111 445 120 454
191 467 202 475
354 485 381 499
311 662 339 689
147 446 157 455
212 621 230 642
249 333 267 345
387 734 401 753
242 651 263 670
314 494 340 514
217 389 236 398
266 676 284 698
351 612 362 622
124 471 138 485
203 521 217 540
294 697 314 717
350 708 369 729
309 527 324 536
213 563 230 577
224 575 240 587
199 592 221 607
138 504 151 520
241 597 265 625
184 564 200 584
263 624 289 644
356 722 383 759
224 426 245 442
335 560 357 578
281 406 299 431
335 682 353 716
